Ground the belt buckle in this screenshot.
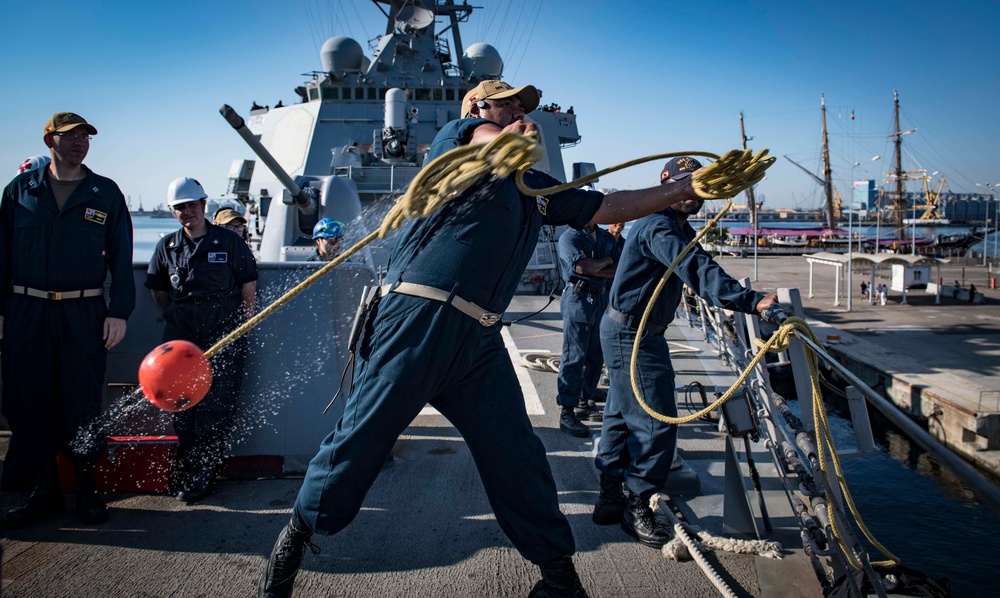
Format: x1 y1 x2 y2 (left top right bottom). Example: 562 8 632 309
478 312 501 327
47 291 62 300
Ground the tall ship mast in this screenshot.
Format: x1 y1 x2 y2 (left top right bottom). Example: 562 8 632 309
820 94 835 230
885 88 918 240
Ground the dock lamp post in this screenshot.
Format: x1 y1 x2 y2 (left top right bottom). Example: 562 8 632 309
847 155 880 312
977 183 996 267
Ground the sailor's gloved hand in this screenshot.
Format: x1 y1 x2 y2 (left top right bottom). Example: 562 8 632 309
692 148 775 199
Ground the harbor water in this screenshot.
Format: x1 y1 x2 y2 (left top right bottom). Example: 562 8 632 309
132 214 178 261
823 401 1000 597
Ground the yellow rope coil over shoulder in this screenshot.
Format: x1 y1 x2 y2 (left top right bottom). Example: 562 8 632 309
379 131 545 237
691 149 774 199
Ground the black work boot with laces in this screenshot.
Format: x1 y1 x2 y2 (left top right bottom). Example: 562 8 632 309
591 474 627 525
75 463 109 524
559 406 590 438
178 463 217 504
258 515 320 598
621 492 671 548
4 464 64 528
574 399 603 422
527 555 589 598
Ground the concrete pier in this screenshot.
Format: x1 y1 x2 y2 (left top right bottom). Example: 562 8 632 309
717 254 1000 481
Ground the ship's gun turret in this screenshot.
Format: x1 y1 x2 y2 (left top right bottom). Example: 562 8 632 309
220 104 317 215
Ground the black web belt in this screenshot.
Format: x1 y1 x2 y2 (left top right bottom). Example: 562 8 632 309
606 306 668 335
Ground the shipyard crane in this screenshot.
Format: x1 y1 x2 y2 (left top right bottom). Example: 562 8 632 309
919 174 951 221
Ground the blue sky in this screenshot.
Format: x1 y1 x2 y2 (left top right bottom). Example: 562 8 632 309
2 0 998 211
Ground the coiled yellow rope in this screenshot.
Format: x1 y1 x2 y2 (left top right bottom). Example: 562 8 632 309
205 133 772 359
624 201 897 568
198 128 890 570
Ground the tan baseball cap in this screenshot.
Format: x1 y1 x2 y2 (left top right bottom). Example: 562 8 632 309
214 208 247 226
43 112 98 136
461 80 540 118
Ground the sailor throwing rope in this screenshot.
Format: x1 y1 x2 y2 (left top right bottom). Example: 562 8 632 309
256 80 773 598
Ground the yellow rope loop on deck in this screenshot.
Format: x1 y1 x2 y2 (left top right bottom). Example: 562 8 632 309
691 148 775 200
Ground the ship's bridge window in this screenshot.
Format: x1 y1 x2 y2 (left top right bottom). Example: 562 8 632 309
367 88 377 100
309 87 319 101
379 89 388 100
324 87 339 100
432 89 442 101
446 89 455 101
416 89 430 101
354 87 364 100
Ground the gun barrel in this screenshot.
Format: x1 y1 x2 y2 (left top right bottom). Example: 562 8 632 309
219 104 315 213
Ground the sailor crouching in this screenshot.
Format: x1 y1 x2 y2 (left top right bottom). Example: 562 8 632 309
146 177 258 504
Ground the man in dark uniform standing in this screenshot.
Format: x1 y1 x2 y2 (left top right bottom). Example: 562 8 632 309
591 157 777 548
257 82 760 598
555 223 619 436
608 221 626 251
1 112 135 527
146 177 257 503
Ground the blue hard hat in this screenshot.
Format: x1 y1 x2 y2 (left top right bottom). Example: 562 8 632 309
313 218 346 239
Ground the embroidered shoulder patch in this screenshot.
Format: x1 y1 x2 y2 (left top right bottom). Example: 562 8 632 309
536 196 548 216
84 208 107 225
207 252 228 263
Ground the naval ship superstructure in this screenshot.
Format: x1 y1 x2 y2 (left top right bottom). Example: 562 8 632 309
226 0 584 290
98 0 588 475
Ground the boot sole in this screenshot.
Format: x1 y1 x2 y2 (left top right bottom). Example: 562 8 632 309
559 424 590 438
591 507 625 525
620 520 669 549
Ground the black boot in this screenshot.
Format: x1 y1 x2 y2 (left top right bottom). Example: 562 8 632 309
75 463 109 524
559 406 590 438
178 463 217 504
621 492 671 548
528 555 589 598
591 474 627 525
258 516 319 598
4 463 63 528
574 400 603 422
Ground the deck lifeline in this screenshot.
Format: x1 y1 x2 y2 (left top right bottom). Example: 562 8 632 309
717 254 1000 480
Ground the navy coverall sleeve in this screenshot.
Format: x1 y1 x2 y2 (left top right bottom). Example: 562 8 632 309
103 178 136 319
231 240 259 285
0 179 16 317
145 236 172 291
646 222 762 313
522 169 603 229
557 230 588 280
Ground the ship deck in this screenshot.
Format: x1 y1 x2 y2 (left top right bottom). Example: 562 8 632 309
1 293 822 597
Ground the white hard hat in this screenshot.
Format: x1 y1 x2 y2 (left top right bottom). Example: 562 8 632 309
17 155 50 176
166 177 207 207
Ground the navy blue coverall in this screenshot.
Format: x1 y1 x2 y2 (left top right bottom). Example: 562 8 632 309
292 118 604 564
596 208 762 499
555 226 619 410
0 166 135 472
146 223 257 465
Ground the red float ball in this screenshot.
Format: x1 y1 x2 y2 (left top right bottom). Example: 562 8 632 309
138 340 213 412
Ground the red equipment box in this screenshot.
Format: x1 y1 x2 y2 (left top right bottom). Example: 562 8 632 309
58 435 180 494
